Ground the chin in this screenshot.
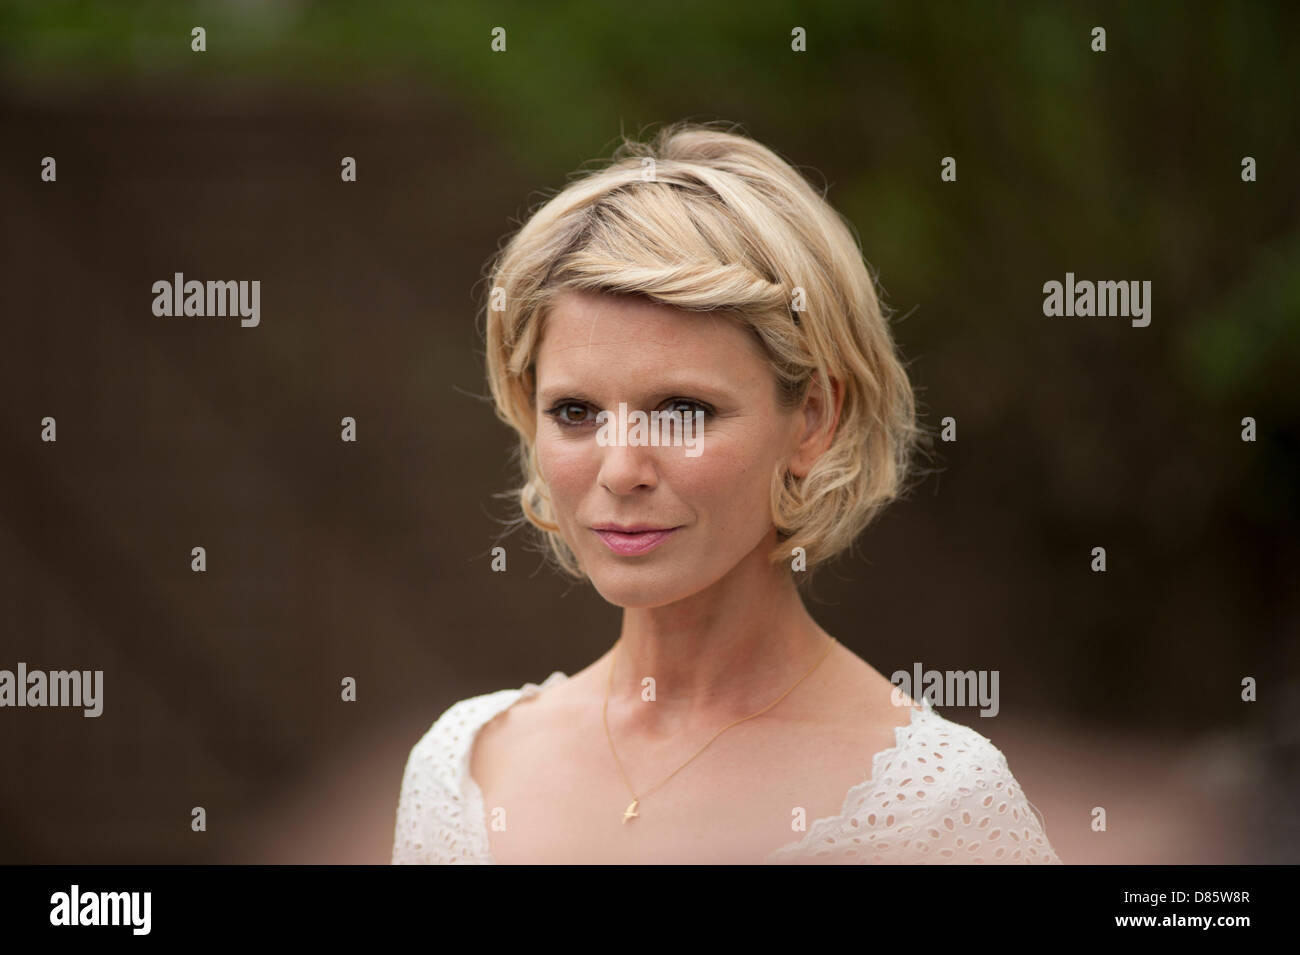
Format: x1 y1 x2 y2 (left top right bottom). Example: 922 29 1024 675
584 559 716 609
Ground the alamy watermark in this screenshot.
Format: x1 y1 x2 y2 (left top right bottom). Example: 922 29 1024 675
1042 272 1151 327
0 663 103 717
595 402 704 458
50 885 150 935
152 273 260 327
890 662 1000 717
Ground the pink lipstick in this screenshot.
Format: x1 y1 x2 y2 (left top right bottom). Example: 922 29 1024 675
591 525 681 556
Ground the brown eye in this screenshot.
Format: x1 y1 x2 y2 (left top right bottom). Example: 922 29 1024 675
550 402 592 427
663 399 711 421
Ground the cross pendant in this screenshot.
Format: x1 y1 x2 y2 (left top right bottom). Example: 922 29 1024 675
622 798 639 823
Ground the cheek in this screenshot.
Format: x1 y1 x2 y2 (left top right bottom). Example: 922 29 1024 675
535 431 596 503
670 430 779 527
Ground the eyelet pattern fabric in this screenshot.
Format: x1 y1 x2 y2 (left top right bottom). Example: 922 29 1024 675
392 672 1061 864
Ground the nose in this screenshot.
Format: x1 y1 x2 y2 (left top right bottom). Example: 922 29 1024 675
597 441 660 495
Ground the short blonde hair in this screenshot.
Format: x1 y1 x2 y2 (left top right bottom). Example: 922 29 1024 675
482 121 923 581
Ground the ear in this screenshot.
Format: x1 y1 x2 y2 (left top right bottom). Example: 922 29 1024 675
787 372 844 479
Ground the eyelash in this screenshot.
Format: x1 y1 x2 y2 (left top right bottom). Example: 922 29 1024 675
544 399 713 429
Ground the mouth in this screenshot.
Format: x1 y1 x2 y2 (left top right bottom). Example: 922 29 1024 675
590 525 682 556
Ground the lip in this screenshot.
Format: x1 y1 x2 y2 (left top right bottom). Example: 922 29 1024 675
591 525 681 556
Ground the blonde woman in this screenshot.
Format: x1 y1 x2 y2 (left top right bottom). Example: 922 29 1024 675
393 122 1060 864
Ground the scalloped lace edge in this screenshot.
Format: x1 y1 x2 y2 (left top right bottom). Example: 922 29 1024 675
458 672 944 864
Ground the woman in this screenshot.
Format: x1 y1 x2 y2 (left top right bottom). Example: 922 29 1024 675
393 122 1060 864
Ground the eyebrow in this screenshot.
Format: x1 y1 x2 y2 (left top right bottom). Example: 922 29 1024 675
536 380 732 405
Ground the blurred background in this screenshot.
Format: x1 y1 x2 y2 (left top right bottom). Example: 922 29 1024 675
1 0 1297 864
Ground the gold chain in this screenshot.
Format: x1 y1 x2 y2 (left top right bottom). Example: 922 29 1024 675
602 633 837 823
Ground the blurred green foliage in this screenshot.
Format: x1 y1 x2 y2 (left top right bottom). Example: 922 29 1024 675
3 0 1296 472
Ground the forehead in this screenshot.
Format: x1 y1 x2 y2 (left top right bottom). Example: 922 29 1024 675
535 290 764 379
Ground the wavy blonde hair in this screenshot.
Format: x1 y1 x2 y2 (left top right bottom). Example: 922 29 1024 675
481 121 923 583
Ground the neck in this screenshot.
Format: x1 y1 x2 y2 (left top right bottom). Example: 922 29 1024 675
605 540 832 738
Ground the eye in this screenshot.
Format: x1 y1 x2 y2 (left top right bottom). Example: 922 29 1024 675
664 398 711 420
546 401 596 428
543 398 714 431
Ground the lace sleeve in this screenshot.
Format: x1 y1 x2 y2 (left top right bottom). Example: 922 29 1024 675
391 729 439 864
902 728 1062 864
391 700 493 865
768 711 1062 864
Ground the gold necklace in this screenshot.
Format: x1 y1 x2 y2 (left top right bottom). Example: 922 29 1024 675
602 634 837 823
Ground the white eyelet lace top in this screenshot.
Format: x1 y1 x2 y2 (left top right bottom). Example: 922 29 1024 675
392 671 1062 864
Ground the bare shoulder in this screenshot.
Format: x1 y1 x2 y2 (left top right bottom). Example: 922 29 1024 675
819 639 920 732
468 677 571 794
